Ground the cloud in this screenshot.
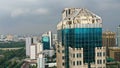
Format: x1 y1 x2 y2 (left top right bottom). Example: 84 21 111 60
11 9 29 17
91 0 120 10
33 8 49 15
11 8 49 18
0 0 120 34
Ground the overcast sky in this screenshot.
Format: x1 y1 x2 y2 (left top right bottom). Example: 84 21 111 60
0 0 120 35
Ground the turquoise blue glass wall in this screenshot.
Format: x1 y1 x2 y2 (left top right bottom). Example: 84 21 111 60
42 36 50 50
57 28 102 68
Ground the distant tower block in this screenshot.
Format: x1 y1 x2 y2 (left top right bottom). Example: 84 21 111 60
26 37 32 56
117 25 120 47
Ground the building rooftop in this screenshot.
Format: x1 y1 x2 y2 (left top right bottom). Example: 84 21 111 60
63 8 101 20
109 47 120 51
103 31 115 34
57 8 102 30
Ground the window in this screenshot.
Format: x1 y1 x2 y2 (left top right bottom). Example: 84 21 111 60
103 52 105 56
73 54 75 58
103 59 105 64
79 61 81 65
68 9 70 14
100 52 102 56
73 61 75 66
77 61 79 65
79 53 81 58
62 56 64 59
100 60 102 64
97 60 99 64
97 52 102 57
92 19 95 23
62 50 64 53
62 62 64 66
77 53 79 58
97 52 99 57
97 60 102 64
80 61 82 65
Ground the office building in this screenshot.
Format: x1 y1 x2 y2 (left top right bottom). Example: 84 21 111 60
30 44 36 59
117 25 120 47
33 36 38 44
37 54 45 68
37 41 45 68
102 31 116 56
37 42 43 54
49 31 53 49
109 47 120 62
56 8 106 68
42 31 53 50
26 37 33 56
102 31 116 47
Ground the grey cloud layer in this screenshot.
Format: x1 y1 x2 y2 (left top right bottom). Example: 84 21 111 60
0 0 120 35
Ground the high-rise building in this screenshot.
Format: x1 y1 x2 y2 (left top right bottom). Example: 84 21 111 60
37 41 45 68
56 8 106 68
33 36 38 44
117 25 120 47
49 31 53 49
37 54 45 68
26 37 33 56
30 44 36 59
102 31 116 56
37 42 43 54
42 31 53 50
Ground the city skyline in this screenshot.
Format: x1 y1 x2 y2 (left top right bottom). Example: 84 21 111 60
0 0 120 35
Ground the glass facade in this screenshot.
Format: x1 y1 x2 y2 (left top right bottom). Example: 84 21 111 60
57 28 102 68
42 36 50 50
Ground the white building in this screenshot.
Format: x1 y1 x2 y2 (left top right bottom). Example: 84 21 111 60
117 25 120 47
37 54 45 68
26 37 32 56
37 43 45 68
33 36 38 44
48 31 53 49
30 44 36 59
37 42 43 54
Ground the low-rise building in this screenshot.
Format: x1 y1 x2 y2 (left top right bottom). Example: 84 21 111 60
109 47 120 62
